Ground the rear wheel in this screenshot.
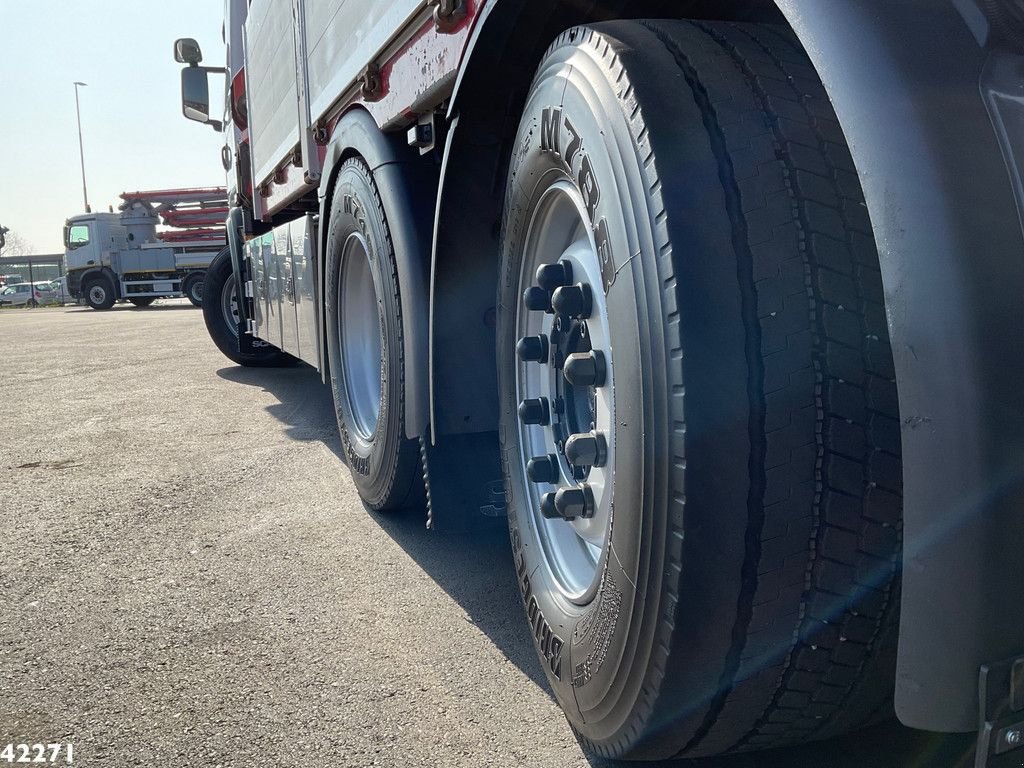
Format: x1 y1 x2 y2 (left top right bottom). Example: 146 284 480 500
324 158 423 512
83 275 116 311
182 272 205 307
202 246 289 367
129 297 156 308
497 21 902 760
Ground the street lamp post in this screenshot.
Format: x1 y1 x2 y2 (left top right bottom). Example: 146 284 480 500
73 81 90 213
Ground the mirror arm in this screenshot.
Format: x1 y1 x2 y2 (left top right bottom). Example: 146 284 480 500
187 63 226 75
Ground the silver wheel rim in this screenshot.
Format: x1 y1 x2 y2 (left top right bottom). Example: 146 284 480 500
191 279 204 303
338 233 383 442
221 279 239 337
515 180 615 602
89 285 106 305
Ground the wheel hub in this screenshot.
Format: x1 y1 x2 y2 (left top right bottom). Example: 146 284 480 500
221 280 240 337
338 233 383 443
515 180 615 601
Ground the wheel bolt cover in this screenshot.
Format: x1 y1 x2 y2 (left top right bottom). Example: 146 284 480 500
565 432 607 468
523 286 552 312
516 334 549 363
554 485 595 520
536 261 573 292
564 350 607 387
527 454 559 484
540 491 560 519
518 398 551 426
551 283 593 319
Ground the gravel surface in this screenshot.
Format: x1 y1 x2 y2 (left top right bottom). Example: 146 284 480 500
0 304 976 768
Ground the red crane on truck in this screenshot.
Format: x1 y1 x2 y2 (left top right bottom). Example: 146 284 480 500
177 1 1024 763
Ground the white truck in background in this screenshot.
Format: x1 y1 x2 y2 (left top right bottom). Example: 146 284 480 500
64 188 227 310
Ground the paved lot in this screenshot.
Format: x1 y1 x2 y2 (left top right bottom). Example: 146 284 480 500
0 304 976 767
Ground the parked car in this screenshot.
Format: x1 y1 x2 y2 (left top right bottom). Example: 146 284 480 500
0 273 25 289
48 276 74 305
0 281 60 307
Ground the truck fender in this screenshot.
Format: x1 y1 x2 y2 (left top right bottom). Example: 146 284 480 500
437 0 1024 733
318 107 436 439
76 267 120 299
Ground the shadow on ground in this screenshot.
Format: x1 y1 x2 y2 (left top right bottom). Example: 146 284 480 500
373 509 553 696
215 363 980 768
62 303 202 313
589 722 976 768
216 362 550 697
217 363 344 461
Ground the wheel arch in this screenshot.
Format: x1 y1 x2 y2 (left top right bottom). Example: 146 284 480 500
318 106 437 438
430 0 783 439
79 267 120 298
434 0 1024 734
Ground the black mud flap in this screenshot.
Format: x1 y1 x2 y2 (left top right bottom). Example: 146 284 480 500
236 322 277 356
419 431 503 532
976 656 1024 767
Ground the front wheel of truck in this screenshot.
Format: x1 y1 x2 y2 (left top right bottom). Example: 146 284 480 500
83 275 116 311
497 21 903 760
202 246 289 367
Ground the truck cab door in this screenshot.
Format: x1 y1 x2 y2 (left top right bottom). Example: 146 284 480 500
64 222 96 270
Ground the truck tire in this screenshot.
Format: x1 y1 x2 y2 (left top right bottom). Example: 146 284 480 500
182 272 205 307
497 21 902 760
324 158 423 512
129 297 156 308
202 246 289 367
83 275 116 311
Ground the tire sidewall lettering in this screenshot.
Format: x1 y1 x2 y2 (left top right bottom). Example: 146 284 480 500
500 54 648 727
539 107 616 295
328 169 390 480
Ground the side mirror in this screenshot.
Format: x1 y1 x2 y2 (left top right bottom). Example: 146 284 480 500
181 67 223 131
174 38 203 65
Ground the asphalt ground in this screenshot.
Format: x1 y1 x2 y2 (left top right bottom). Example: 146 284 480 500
0 303 977 767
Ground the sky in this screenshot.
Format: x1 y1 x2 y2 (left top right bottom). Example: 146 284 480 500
0 1 227 254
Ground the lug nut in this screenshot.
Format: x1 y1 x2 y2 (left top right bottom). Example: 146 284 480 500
540 492 560 519
551 283 593 319
564 350 607 387
536 261 573 292
516 334 549 363
523 286 552 312
565 432 607 468
555 485 595 520
518 398 550 426
527 454 559 484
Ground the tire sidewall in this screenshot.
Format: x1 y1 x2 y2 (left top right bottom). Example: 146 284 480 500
203 249 242 357
184 273 205 307
201 246 283 366
324 159 404 508
498 33 669 739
